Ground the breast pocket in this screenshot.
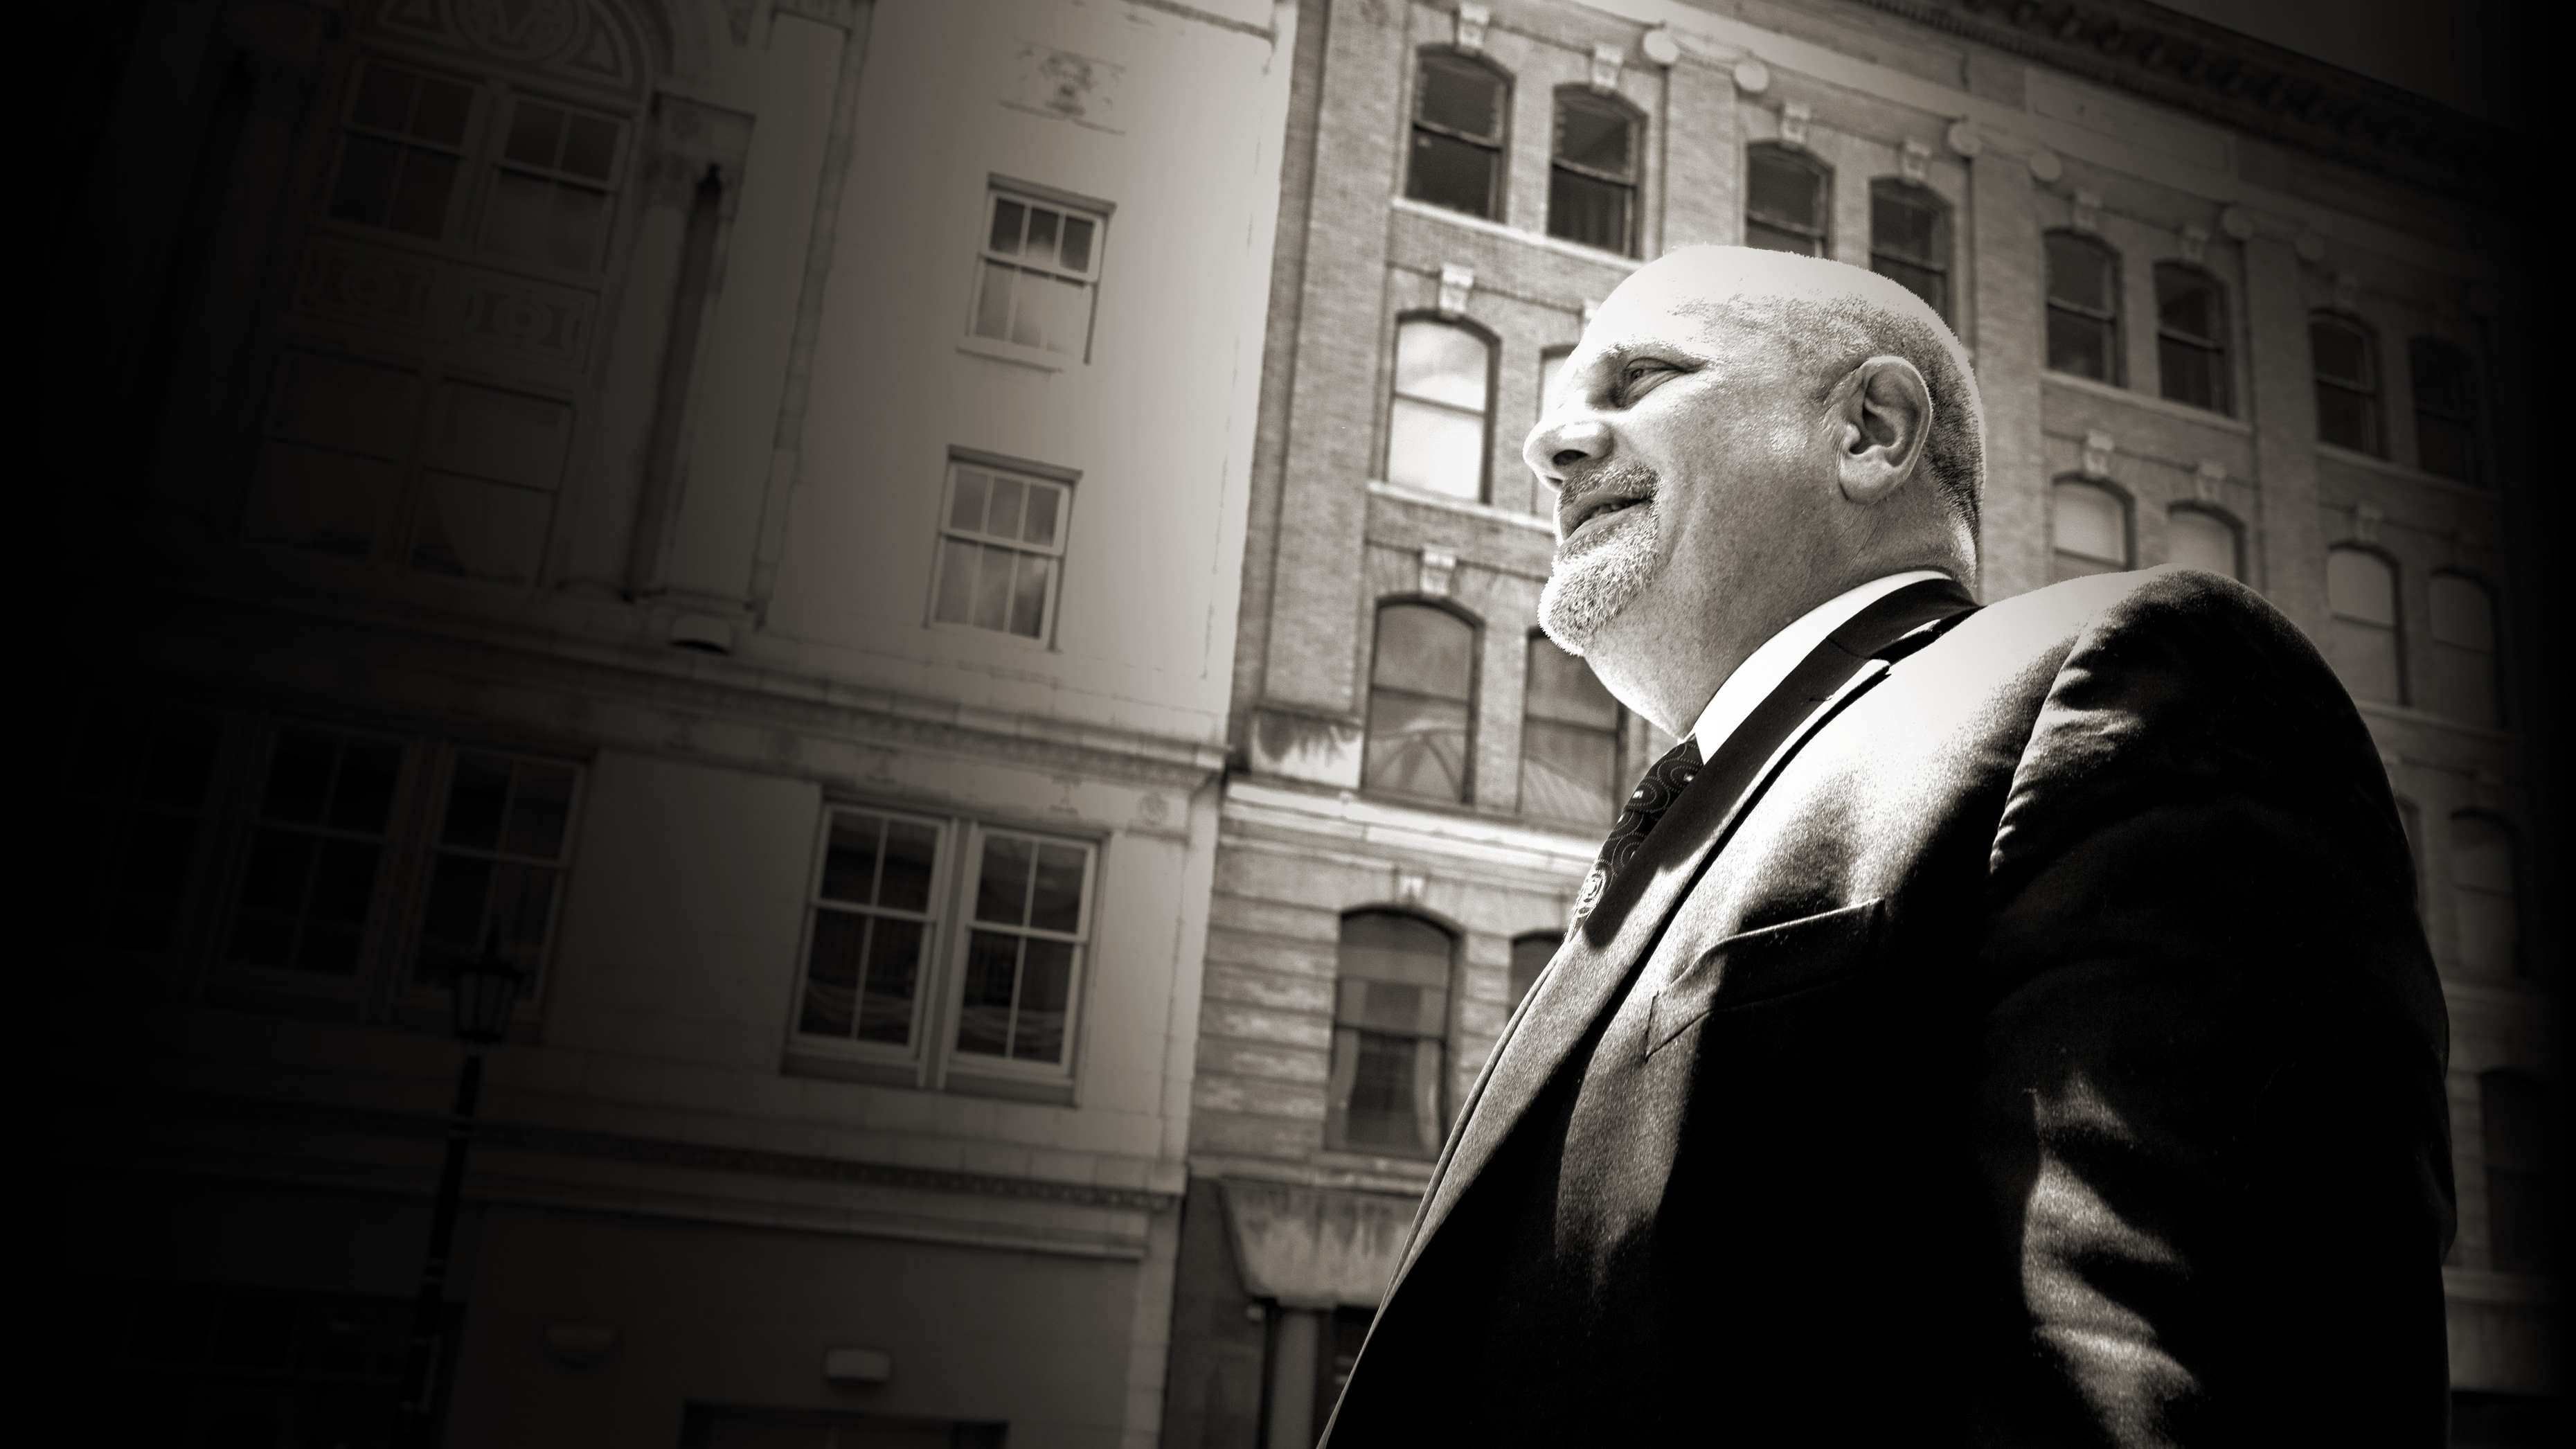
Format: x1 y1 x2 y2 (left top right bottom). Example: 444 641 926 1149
1645 898 1886 1058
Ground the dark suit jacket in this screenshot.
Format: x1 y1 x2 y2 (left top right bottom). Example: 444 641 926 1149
1322 569 2453 1447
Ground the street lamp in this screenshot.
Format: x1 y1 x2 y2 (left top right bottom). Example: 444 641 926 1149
393 936 522 1447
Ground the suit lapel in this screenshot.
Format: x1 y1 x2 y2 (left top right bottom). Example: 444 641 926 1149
1388 579 1977 1290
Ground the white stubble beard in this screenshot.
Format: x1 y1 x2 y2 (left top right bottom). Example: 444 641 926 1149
1537 477 1665 657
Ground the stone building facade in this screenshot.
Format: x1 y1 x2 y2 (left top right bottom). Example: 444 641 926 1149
36 1 1293 1446
1163 2 2561 1446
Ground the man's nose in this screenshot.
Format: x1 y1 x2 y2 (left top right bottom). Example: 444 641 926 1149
1523 416 1611 489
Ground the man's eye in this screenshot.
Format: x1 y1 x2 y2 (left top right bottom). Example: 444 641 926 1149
1620 361 1673 397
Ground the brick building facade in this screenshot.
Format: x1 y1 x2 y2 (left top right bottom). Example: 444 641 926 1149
36 1 1290 1445
1163 3 2561 1446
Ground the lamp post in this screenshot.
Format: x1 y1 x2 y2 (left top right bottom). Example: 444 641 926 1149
393 937 521 1448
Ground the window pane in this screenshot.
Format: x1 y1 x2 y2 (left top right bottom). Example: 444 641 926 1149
441 754 511 849
2311 320 2373 386
1746 150 1821 232
972 260 1016 341
1744 219 1816 256
2051 482 2125 565
1520 718 1618 824
2431 575 2494 648
2316 384 2379 454
331 740 402 833
819 812 883 905
298 838 382 975
2154 265 2221 341
2327 549 2397 625
1029 844 1084 933
1525 639 1618 729
1555 96 1632 177
1008 555 1052 638
427 385 572 490
2432 645 2500 727
351 64 416 133
971 542 1014 630
1871 255 1947 317
2165 509 2237 578
2047 309 2114 380
2411 340 2470 413
413 853 490 977
542 183 607 270
385 150 457 238
933 537 978 625
955 931 1021 1056
412 78 472 145
1025 206 1059 260
1386 399 1485 499
502 765 574 858
1372 606 1474 699
1394 321 1489 411
2453 814 2515 892
1021 482 1060 546
1417 54 1503 139
1011 939 1074 1063
987 476 1026 541
560 114 618 181
949 469 989 531
2046 233 2113 311
799 911 864 1037
879 819 938 912
1406 130 1498 218
266 351 418 459
228 828 316 970
2417 414 2475 481
1548 168 1631 254
327 134 402 226
857 917 922 1044
977 835 1035 925
506 103 565 168
1058 215 1095 272
1870 187 1942 266
1363 691 1470 801
1508 934 1559 1010
2327 619 2401 703
2158 336 2223 411
409 473 550 586
1336 978 1444 1035
1344 1030 1422 1148
1340 912 1452 988
988 198 1026 255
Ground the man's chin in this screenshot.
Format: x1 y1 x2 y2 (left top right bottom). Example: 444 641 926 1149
1539 554 1655 658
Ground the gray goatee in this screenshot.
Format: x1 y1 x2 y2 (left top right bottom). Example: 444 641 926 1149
1538 464 1663 656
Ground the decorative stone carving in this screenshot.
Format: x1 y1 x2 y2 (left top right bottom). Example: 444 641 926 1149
2180 224 2210 264
1780 101 1811 148
1455 3 1489 53
2027 147 2063 183
2071 188 2102 233
2219 204 2256 240
2194 461 2227 501
2353 501 2383 544
1010 43 1125 132
2082 429 2115 478
295 238 436 334
1438 264 1475 316
1901 137 1931 185
1946 118 1983 157
1732 58 1770 95
2334 271 2362 311
1640 26 1681 67
1396 871 1429 906
1418 547 1456 597
1590 42 1623 92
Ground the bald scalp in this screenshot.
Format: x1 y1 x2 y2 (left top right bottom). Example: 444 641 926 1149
1661 246 1986 540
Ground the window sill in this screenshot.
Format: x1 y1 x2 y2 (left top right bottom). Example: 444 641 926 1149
2041 371 2252 434
941 1069 1077 1105
1387 195 1645 276
956 335 1074 373
782 1046 924 1089
1313 1149 1438 1182
1366 479 1557 535
2314 442 2496 500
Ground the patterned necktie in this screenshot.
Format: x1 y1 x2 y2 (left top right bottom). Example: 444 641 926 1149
1569 735 1704 927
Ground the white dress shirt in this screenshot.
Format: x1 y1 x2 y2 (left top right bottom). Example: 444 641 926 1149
1685 570 1952 762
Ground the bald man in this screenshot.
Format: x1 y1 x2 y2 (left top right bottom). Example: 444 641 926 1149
1321 249 2453 1446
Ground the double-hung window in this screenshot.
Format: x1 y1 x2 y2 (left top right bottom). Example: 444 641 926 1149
789 810 1099 1094
1869 181 1949 318
2311 314 2383 455
2154 264 2229 414
931 456 1072 643
409 749 581 1001
2410 339 2478 481
1549 88 1638 256
2045 232 2120 382
971 186 1106 360
70 699 228 959
1744 144 1827 256
1407 51 1508 220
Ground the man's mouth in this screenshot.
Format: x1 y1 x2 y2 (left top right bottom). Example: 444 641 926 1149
1564 492 1648 540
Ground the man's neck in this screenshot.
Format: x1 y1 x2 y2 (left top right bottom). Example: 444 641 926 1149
1681 569 1952 758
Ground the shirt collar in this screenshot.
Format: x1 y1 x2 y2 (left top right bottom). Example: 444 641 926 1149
1687 570 1952 762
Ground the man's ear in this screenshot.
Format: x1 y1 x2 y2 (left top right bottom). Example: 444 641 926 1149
1834 356 1933 506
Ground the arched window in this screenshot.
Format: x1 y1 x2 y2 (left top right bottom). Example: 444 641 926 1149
1508 932 1560 1012
2325 546 2401 704
1744 143 1827 256
1407 51 1508 221
1328 912 1453 1156
2165 506 2239 579
1386 317 1491 501
2451 812 2521 975
2480 1070 2558 1272
2154 263 2229 414
2050 479 2127 582
1365 603 1476 802
246 7 668 588
2429 573 2501 726
2045 231 2120 382
2410 339 2478 482
1521 634 1622 826
1869 180 1949 318
1549 87 1638 256
2311 313 2383 455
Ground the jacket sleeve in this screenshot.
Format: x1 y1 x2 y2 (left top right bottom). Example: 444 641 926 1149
1966 571 2454 1448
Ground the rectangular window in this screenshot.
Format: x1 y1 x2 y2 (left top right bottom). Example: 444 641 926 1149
971 186 1106 359
931 457 1071 642
409 749 582 1003
223 723 408 981
325 60 478 241
478 96 626 272
69 700 228 957
954 827 1095 1069
1869 181 1949 319
794 808 943 1051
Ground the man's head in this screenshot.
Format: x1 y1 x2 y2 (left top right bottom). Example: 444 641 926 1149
1527 245 1984 732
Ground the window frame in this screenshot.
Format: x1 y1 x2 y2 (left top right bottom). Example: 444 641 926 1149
787 804 953 1072
1323 909 1457 1159
1361 598 1483 806
2152 261 2231 415
927 451 1077 647
1518 629 1625 829
1546 85 1643 257
66 696 242 968
1404 48 1512 222
2043 229 2123 385
2309 311 2386 456
936 820 1100 1092
2048 476 2131 581
2324 542 2406 706
392 741 589 1021
2163 503 2242 580
1383 311 1499 504
2407 337 2480 483
2426 569 2504 727
2448 810 2523 978
1868 178 1951 320
966 179 1113 364
1743 142 1830 256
